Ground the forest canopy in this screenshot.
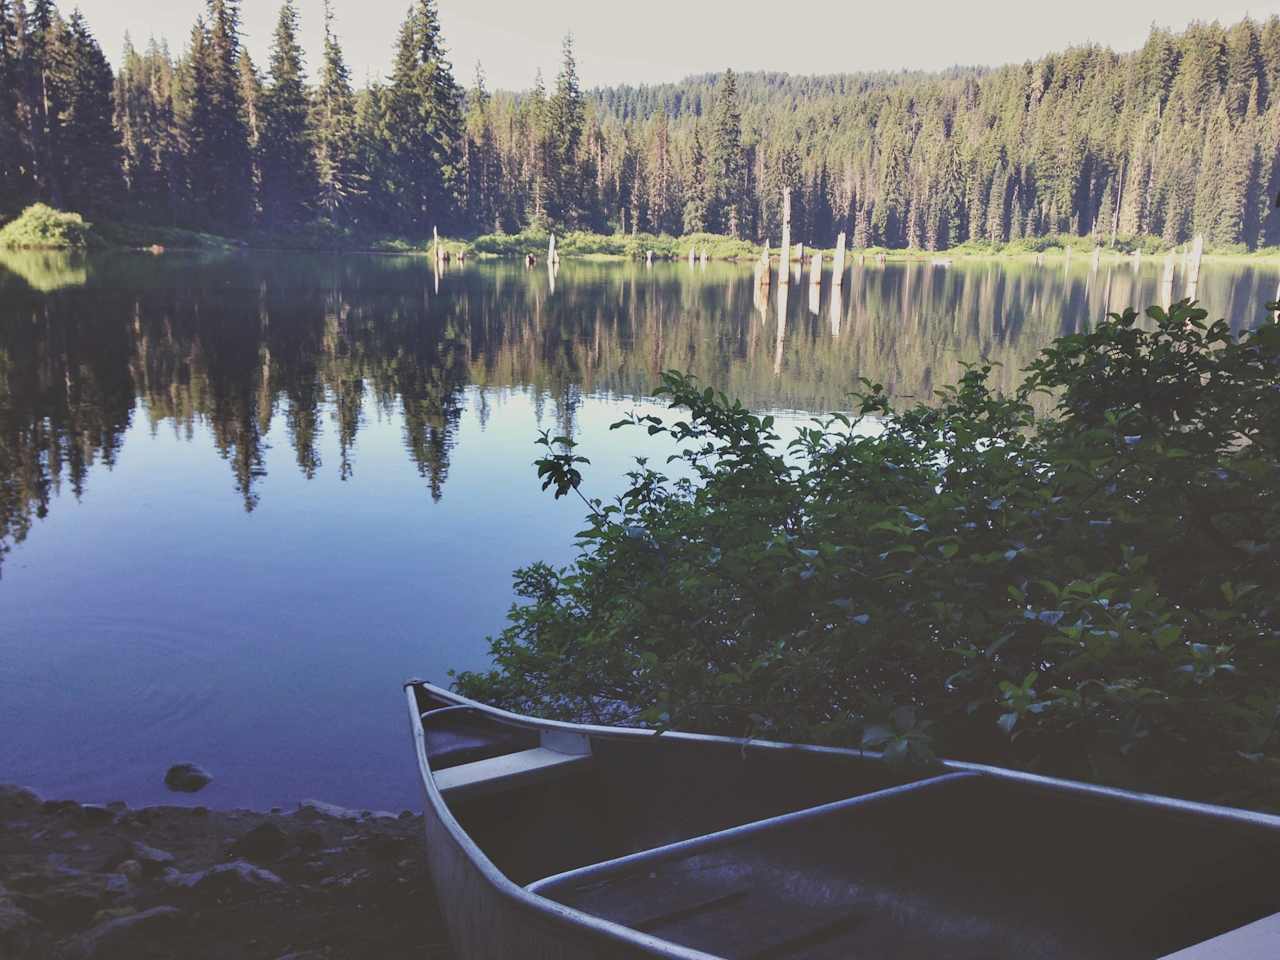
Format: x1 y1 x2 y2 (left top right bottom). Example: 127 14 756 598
0 1 1276 249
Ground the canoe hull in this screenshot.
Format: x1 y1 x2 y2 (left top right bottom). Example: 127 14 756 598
407 681 1280 960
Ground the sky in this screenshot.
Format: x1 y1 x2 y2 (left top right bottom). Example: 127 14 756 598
70 0 1280 92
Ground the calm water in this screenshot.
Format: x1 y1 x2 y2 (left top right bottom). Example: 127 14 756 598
1 251 1275 810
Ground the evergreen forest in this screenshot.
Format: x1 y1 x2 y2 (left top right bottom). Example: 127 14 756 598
0 0 1275 250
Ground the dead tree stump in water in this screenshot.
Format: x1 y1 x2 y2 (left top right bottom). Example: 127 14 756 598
1184 234 1203 301
779 190 792 285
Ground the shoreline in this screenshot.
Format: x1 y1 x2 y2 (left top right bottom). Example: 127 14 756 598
8 244 1280 267
0 784 449 959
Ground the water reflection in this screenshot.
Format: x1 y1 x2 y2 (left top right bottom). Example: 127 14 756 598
1 251 1275 578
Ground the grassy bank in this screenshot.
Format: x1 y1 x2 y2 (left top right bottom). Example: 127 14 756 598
5 204 1280 264
0 205 238 253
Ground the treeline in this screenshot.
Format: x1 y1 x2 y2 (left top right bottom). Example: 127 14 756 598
0 1 1277 248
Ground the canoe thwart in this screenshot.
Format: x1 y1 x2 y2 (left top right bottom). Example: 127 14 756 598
434 747 593 801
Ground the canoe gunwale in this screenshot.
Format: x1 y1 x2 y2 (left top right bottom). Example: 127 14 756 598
404 683 724 960
526 770 980 897
405 678 1280 834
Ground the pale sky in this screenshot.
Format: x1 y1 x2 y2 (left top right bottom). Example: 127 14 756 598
70 0 1280 92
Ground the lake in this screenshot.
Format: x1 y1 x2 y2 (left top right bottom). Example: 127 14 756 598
1 250 1275 811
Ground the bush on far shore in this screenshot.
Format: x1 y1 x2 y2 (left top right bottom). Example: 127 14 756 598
0 204 97 249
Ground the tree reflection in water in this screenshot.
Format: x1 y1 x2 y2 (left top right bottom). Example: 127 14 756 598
0 250 1275 574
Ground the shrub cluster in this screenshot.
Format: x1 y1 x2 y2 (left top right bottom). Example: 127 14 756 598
457 301 1280 809
0 204 97 249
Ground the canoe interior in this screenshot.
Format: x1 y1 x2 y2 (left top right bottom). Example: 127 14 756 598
415 687 925 886
536 773 1280 960
411 686 1280 960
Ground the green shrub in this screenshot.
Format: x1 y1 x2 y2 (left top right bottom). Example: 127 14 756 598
458 300 1280 810
95 219 238 251
467 229 761 261
0 204 98 249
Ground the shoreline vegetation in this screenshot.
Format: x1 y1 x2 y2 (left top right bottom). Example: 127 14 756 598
456 302 1280 814
3 204 1280 265
0 783 448 959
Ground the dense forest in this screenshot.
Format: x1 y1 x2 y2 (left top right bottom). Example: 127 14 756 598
0 0 1276 249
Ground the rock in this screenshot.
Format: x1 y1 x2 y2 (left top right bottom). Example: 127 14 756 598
102 874 130 896
116 860 142 882
130 841 175 874
365 834 407 862
20 879 102 927
163 763 213 793
296 829 324 851
296 799 398 822
0 892 37 939
62 906 185 959
297 799 360 821
0 784 42 817
79 803 116 825
227 821 290 863
168 860 285 899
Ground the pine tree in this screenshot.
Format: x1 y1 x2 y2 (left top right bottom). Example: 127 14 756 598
202 0 253 228
21 0 62 204
174 18 212 222
353 80 393 226
1225 20 1263 119
258 0 315 227
312 0 361 220
524 69 549 228
646 111 673 234
462 61 498 232
545 33 584 227
383 0 462 234
412 0 461 225
709 68 745 237
0 0 24 213
682 125 708 233
238 48 263 217
52 11 119 213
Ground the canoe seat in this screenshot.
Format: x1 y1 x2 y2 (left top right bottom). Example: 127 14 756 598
434 747 592 801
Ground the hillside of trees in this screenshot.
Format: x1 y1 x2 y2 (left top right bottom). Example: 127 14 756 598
0 0 1276 249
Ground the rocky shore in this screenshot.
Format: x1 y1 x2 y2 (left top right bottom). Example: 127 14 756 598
0 785 450 959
